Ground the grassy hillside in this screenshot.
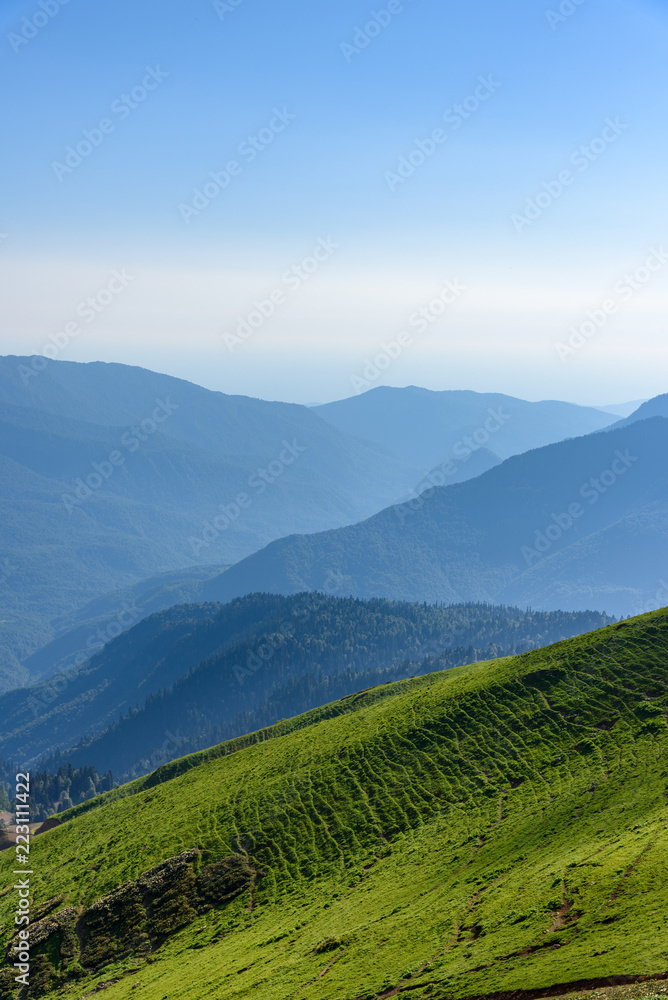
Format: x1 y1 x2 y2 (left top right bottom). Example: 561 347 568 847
204 416 668 618
1 608 667 999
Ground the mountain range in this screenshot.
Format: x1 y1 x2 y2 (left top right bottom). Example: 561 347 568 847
313 384 616 471
0 357 622 688
203 403 668 618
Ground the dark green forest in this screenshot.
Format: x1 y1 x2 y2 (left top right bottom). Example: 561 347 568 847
0 762 114 824
37 594 614 780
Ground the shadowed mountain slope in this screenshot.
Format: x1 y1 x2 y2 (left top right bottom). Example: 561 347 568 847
203 416 668 617
314 385 617 469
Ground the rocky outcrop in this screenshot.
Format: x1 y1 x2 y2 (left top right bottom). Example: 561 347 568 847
1 851 255 998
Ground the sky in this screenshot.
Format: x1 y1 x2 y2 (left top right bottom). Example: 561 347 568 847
1 0 667 405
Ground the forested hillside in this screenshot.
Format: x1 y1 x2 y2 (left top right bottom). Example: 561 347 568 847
0 763 114 825
0 594 613 780
1 607 666 1000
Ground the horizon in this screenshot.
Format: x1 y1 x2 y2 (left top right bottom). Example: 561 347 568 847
2 0 668 403
0 352 653 411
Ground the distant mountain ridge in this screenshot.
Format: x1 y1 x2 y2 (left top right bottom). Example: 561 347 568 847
596 398 648 417
313 385 617 470
616 392 668 425
202 406 668 617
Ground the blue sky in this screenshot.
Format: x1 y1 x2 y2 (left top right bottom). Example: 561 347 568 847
1 0 667 404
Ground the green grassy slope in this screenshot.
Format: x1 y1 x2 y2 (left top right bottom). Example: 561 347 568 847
1 609 667 1000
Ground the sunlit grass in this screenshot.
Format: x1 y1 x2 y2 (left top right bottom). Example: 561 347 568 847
1 610 667 999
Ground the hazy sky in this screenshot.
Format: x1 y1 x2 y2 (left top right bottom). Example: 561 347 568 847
1 0 666 405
